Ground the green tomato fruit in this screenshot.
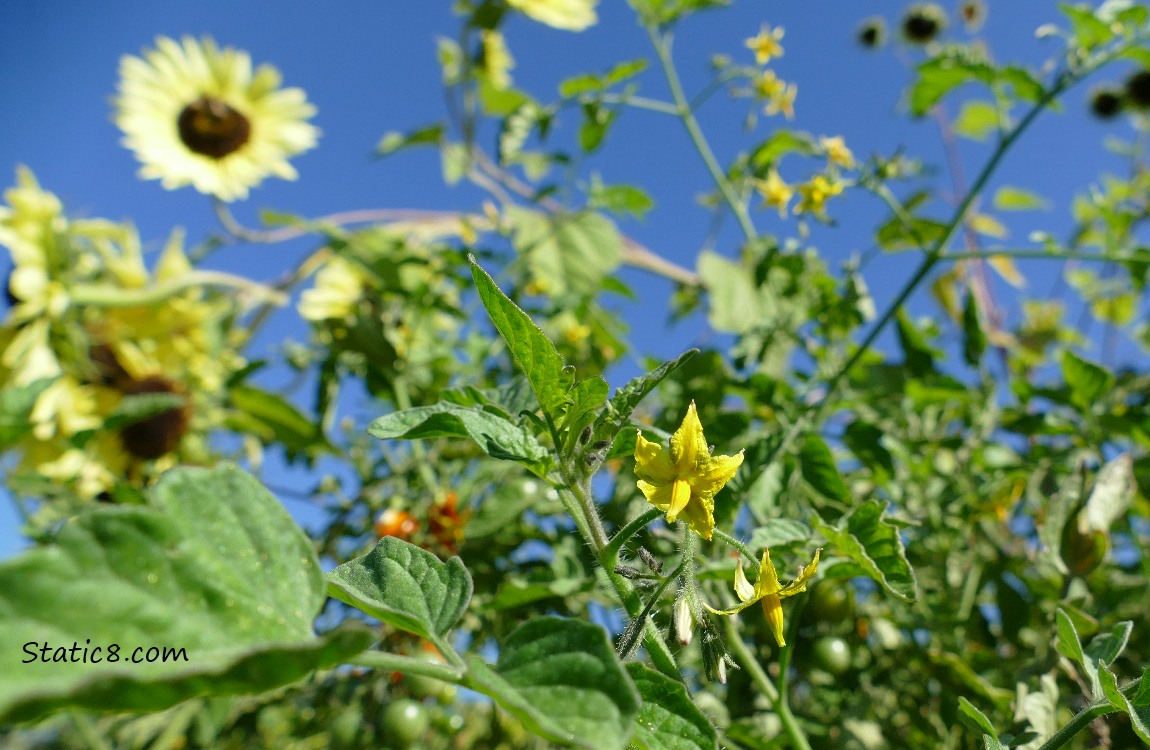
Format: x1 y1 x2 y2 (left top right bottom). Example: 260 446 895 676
812 636 852 676
805 582 854 624
380 699 429 749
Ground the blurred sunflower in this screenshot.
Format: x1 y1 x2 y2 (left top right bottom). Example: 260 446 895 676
114 36 319 202
506 0 598 31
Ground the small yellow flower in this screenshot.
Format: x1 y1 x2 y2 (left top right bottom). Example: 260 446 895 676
754 169 793 217
299 257 365 322
705 547 821 647
819 136 856 169
795 175 844 218
507 0 598 31
745 24 785 65
755 71 796 120
634 401 744 540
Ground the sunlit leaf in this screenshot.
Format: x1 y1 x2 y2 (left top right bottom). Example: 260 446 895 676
327 537 473 640
0 465 374 724
626 663 718 750
466 617 640 749
470 258 574 421
814 500 918 602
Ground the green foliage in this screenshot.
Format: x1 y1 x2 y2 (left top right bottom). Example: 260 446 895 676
466 618 640 750
814 500 918 602
0 465 373 724
327 537 473 641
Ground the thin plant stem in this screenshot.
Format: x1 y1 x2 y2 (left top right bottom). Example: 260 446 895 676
350 650 466 684
647 26 758 242
712 528 758 566
603 508 662 571
723 617 813 750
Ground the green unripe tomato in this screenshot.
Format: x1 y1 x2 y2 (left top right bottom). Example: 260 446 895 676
812 636 852 676
380 699 429 749
1060 520 1108 577
804 582 854 625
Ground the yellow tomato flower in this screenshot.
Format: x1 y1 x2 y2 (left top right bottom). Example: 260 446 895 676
819 135 856 169
507 0 598 31
754 169 793 217
705 547 821 647
634 401 744 540
795 175 844 218
766 85 797 119
746 23 785 65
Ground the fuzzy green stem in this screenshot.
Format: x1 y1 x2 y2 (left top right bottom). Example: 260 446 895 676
712 528 758 566
603 508 663 571
350 650 466 684
723 617 812 750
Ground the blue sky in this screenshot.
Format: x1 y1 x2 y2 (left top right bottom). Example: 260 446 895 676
0 1 1143 556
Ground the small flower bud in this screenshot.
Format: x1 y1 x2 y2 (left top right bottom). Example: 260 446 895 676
637 546 663 574
614 565 643 579
674 596 695 646
592 440 611 450
579 425 592 445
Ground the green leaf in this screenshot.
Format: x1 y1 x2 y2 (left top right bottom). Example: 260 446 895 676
1054 608 1111 698
561 376 610 451
507 207 624 297
875 214 949 252
1038 467 1084 576
626 663 718 750
465 617 640 750
993 186 1049 211
800 434 851 504
1082 453 1135 533
375 122 444 157
954 100 1000 141
749 129 818 168
1059 3 1116 49
1060 349 1113 410
229 384 330 456
470 258 574 420
327 537 473 641
579 102 616 153
814 500 918 602
0 377 54 449
748 519 811 550
440 141 470 185
896 308 937 376
590 350 696 449
103 391 187 431
957 696 999 739
588 178 654 219
559 59 647 98
842 421 895 481
0 465 374 724
909 56 985 116
368 402 550 473
962 291 987 367
1098 666 1150 744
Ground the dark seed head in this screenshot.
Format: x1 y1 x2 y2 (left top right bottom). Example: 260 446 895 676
88 343 130 386
177 96 251 159
1090 86 1124 119
857 18 886 49
119 375 192 460
902 3 947 44
1124 70 1150 110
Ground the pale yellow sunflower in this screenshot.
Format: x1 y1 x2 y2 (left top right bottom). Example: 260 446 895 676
507 0 598 31
114 35 319 202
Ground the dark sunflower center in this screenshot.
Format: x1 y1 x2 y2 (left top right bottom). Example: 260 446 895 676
177 96 251 159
